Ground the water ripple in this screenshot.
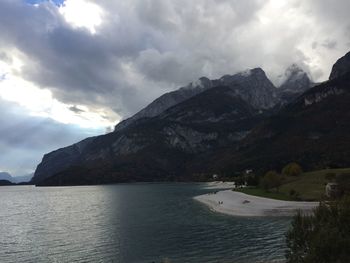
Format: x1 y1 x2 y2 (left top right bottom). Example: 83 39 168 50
0 184 290 263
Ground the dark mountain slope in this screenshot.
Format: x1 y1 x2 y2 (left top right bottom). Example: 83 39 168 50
33 68 278 184
160 86 258 124
115 68 278 132
329 51 350 80
218 68 278 109
114 77 214 132
206 71 350 175
34 86 266 185
32 51 350 186
0 180 15 186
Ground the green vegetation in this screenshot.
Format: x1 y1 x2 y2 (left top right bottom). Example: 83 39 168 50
336 172 350 195
286 197 350 263
235 168 350 201
260 170 283 192
282 162 303 177
280 168 350 201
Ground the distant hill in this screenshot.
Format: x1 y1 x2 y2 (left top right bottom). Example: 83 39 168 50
0 172 33 184
0 172 13 182
12 173 33 183
0 180 15 186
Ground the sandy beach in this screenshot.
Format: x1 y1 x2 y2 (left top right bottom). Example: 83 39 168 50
194 189 319 217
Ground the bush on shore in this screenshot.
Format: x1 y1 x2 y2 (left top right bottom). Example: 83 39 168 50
282 162 303 177
260 170 283 192
286 197 350 263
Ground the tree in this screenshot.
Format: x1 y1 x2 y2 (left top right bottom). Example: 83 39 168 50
260 170 282 192
286 197 350 263
282 162 303 177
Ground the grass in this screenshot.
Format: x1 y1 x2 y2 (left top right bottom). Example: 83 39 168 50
236 168 350 201
279 168 350 201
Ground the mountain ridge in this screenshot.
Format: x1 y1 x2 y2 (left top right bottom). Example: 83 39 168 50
31 52 349 186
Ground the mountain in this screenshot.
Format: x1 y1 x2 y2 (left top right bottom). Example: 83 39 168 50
11 173 34 183
32 85 269 185
276 64 312 104
32 51 350 186
0 172 12 182
206 63 350 174
32 68 278 185
33 137 95 183
279 64 311 93
115 68 277 132
329 51 350 80
0 172 33 184
219 68 278 109
0 180 14 186
114 77 214 132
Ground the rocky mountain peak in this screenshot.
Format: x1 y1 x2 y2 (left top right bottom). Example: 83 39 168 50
220 67 278 109
329 51 350 80
115 67 280 132
114 76 214 132
279 64 311 93
185 77 212 90
220 67 266 84
250 67 266 76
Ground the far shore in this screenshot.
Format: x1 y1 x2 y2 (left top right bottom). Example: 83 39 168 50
200 181 237 189
194 188 319 217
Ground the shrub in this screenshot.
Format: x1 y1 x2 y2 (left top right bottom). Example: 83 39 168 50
289 189 296 196
286 197 350 263
260 170 282 192
282 162 303 177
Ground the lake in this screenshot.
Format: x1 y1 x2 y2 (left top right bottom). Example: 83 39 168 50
0 184 290 263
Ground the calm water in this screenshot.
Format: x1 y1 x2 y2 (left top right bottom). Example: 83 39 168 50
0 184 290 263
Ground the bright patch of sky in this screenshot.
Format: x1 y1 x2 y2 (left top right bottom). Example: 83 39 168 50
25 0 103 34
59 0 103 34
1 0 113 129
0 50 116 129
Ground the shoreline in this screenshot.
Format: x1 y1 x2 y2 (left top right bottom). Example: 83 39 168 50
194 189 319 217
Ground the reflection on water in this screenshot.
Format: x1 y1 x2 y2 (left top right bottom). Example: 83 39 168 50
0 184 290 262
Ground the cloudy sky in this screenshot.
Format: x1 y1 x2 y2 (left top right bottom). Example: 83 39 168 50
0 0 349 177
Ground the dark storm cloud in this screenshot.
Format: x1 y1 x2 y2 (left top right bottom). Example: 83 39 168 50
69 106 85 114
0 0 268 117
1 0 350 118
322 39 337 50
0 1 145 116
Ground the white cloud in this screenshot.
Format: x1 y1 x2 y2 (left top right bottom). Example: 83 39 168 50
0 50 119 128
59 0 104 34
